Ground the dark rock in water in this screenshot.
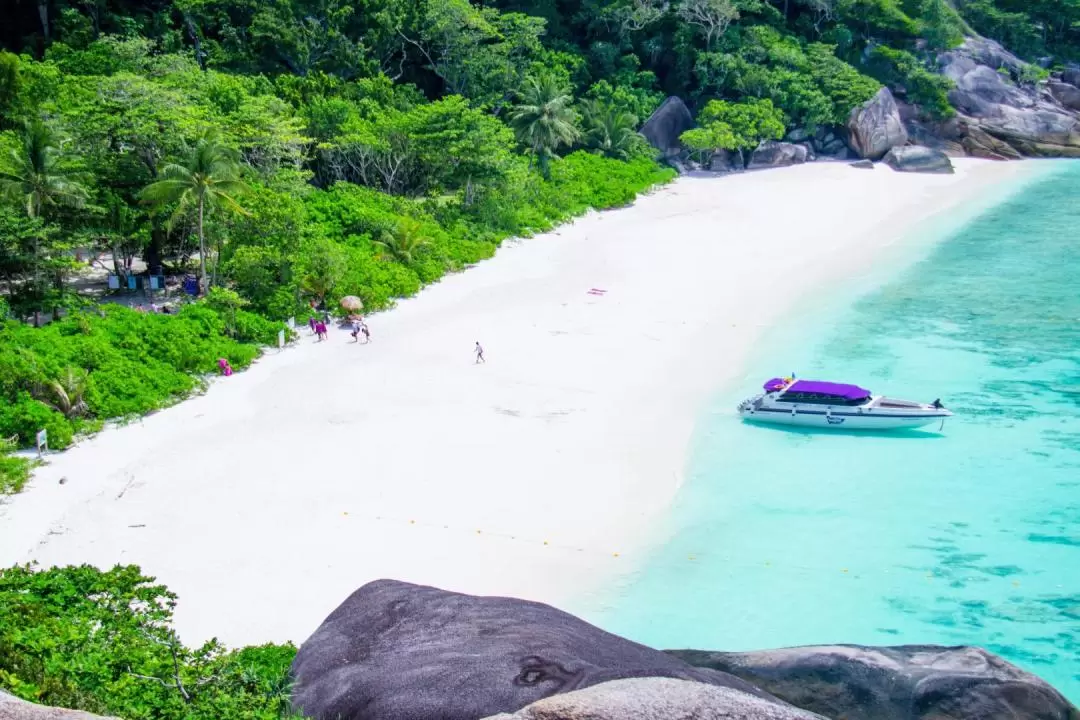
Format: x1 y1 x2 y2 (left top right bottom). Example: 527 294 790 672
640 96 694 160
937 38 1080 158
850 159 875 169
1049 81 1080 112
1064 65 1080 88
0 691 117 720
846 87 908 160
709 148 743 173
290 580 772 720
482 678 826 720
747 141 811 169
883 145 954 173
667 645 1080 720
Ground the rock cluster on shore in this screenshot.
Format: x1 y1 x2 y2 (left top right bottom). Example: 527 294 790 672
288 579 1079 720
645 35 1080 174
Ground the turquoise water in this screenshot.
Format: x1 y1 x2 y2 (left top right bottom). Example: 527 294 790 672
591 162 1080 702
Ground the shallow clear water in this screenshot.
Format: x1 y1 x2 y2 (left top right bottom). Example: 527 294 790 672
590 162 1080 702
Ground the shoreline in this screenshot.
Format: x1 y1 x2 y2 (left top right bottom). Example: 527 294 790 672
0 159 1040 647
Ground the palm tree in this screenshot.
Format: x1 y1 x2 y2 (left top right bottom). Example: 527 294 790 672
140 131 249 293
44 367 90 419
375 218 431 265
0 120 89 220
507 76 580 179
0 120 89 325
580 100 641 160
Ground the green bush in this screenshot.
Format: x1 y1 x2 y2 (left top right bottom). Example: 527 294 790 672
865 46 955 120
0 394 74 449
0 435 34 494
0 564 296 720
0 306 270 449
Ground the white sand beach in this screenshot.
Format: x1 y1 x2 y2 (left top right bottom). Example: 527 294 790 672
0 159 1035 647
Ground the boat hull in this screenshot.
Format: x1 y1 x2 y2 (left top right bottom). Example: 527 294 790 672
739 406 949 430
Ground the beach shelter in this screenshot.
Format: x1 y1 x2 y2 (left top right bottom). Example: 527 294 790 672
340 295 364 311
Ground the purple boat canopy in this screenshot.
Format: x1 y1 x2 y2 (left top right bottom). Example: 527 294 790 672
763 378 871 399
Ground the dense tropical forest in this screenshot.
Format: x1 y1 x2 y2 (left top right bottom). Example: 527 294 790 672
0 1 1078 713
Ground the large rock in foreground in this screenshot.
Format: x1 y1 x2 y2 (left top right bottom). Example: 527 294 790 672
482 678 826 720
846 87 908 160
668 645 1080 720
0 691 117 720
641 96 695 162
882 145 955 174
289 580 771 720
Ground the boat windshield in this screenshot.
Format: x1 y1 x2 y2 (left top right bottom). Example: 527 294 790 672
776 391 870 406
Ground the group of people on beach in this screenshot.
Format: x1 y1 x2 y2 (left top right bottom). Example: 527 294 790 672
307 312 370 344
305 305 486 363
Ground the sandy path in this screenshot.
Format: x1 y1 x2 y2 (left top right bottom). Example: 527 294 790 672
0 159 1035 647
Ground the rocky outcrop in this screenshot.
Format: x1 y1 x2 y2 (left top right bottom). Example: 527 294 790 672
747 141 812 170
290 581 1078 720
1064 66 1080 87
289 580 773 720
709 149 742 173
811 127 850 157
0 691 117 720
641 96 694 161
882 145 954 173
846 87 908 160
959 121 1023 160
668 645 1080 720
1049 80 1080 112
937 37 1080 158
482 678 826 720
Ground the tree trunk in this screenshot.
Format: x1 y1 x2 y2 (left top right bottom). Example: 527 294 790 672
197 196 207 294
146 227 166 275
33 233 42 327
37 1 50 42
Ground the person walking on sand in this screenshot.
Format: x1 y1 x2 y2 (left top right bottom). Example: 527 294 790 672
308 316 317 335
315 320 327 341
474 341 485 364
360 322 371 344
350 318 362 343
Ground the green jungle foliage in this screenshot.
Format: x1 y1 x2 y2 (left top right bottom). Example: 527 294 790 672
0 304 281 449
681 97 786 155
0 564 296 719
0 435 34 494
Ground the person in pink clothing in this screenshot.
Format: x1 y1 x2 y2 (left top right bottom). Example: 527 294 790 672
315 320 327 341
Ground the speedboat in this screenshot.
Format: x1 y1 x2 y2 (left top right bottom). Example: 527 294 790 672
737 377 952 430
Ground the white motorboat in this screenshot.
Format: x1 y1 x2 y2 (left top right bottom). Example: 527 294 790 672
737 377 952 431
